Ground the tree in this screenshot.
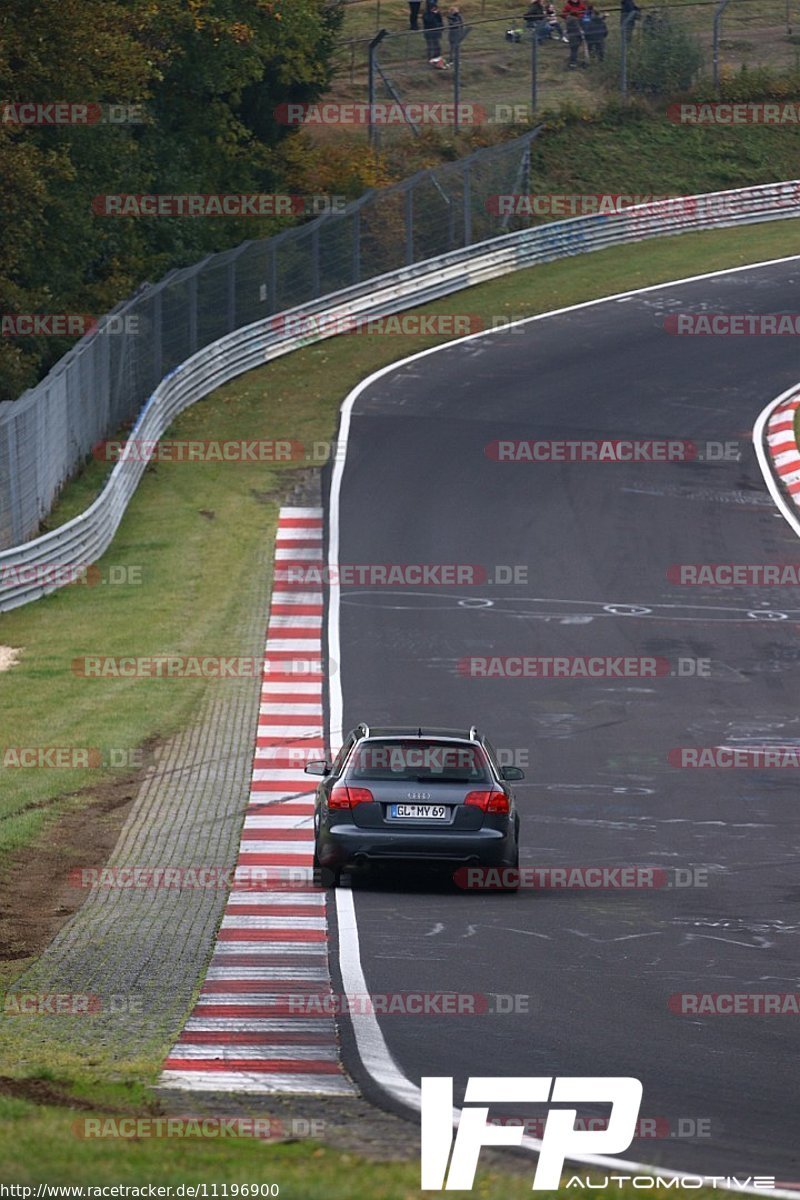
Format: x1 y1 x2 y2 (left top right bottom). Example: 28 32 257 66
0 0 344 401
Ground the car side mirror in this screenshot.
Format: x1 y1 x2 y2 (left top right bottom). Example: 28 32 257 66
500 766 525 781
304 760 330 776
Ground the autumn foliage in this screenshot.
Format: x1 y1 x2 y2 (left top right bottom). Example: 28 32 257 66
0 0 344 401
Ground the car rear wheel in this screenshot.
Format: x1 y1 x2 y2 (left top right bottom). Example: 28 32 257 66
313 844 341 888
499 846 520 892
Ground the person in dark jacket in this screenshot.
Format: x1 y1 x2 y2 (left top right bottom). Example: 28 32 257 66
409 1 422 29
585 5 608 59
565 13 587 67
620 0 641 41
423 2 445 60
448 5 465 56
525 1 552 42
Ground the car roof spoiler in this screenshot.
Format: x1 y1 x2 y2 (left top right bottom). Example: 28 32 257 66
354 724 482 741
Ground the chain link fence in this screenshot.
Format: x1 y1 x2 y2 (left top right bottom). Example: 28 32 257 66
0 129 540 551
333 2 800 132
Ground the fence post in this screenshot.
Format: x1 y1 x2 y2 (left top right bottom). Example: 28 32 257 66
405 185 414 264
97 318 110 431
713 0 732 90
311 224 321 296
227 259 237 332
500 138 535 233
452 27 470 132
153 288 163 386
368 30 388 149
188 270 198 355
353 208 361 285
6 418 21 545
531 27 538 113
34 386 45 528
454 35 461 132
269 239 278 313
464 163 472 246
619 11 638 94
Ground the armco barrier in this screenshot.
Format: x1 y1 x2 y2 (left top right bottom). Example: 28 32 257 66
1 181 799 612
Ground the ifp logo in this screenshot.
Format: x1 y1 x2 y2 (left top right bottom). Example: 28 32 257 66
421 1076 643 1190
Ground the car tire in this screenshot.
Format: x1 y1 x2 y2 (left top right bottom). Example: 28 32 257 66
499 848 520 892
313 845 341 888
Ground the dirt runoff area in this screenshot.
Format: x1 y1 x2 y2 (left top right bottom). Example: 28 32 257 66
0 773 139 963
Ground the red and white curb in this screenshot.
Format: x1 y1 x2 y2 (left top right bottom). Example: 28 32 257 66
160 507 355 1095
766 390 800 506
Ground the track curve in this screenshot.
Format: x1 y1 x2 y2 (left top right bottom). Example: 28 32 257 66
328 258 800 1183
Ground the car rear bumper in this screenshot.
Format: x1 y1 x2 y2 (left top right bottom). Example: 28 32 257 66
317 824 517 869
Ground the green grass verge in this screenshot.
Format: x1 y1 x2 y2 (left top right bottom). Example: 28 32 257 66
525 103 800 200
0 1089 744 1198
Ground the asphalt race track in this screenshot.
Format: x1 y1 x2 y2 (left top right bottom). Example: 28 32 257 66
328 259 800 1182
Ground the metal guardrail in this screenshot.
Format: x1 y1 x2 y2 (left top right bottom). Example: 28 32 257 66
1 179 798 612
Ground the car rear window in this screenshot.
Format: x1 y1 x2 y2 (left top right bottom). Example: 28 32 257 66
346 740 491 783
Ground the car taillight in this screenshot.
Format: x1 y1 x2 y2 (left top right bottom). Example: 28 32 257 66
329 786 374 810
464 790 509 813
347 787 373 806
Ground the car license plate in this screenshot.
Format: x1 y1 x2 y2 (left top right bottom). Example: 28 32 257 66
391 804 448 820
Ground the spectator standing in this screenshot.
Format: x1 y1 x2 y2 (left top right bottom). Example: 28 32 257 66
585 5 608 58
409 1 422 29
423 2 445 60
565 13 587 66
585 6 609 57
448 5 465 57
561 0 587 19
620 0 641 42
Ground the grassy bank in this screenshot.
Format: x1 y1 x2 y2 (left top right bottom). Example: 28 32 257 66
0 1085 743 1198
298 80 800 228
